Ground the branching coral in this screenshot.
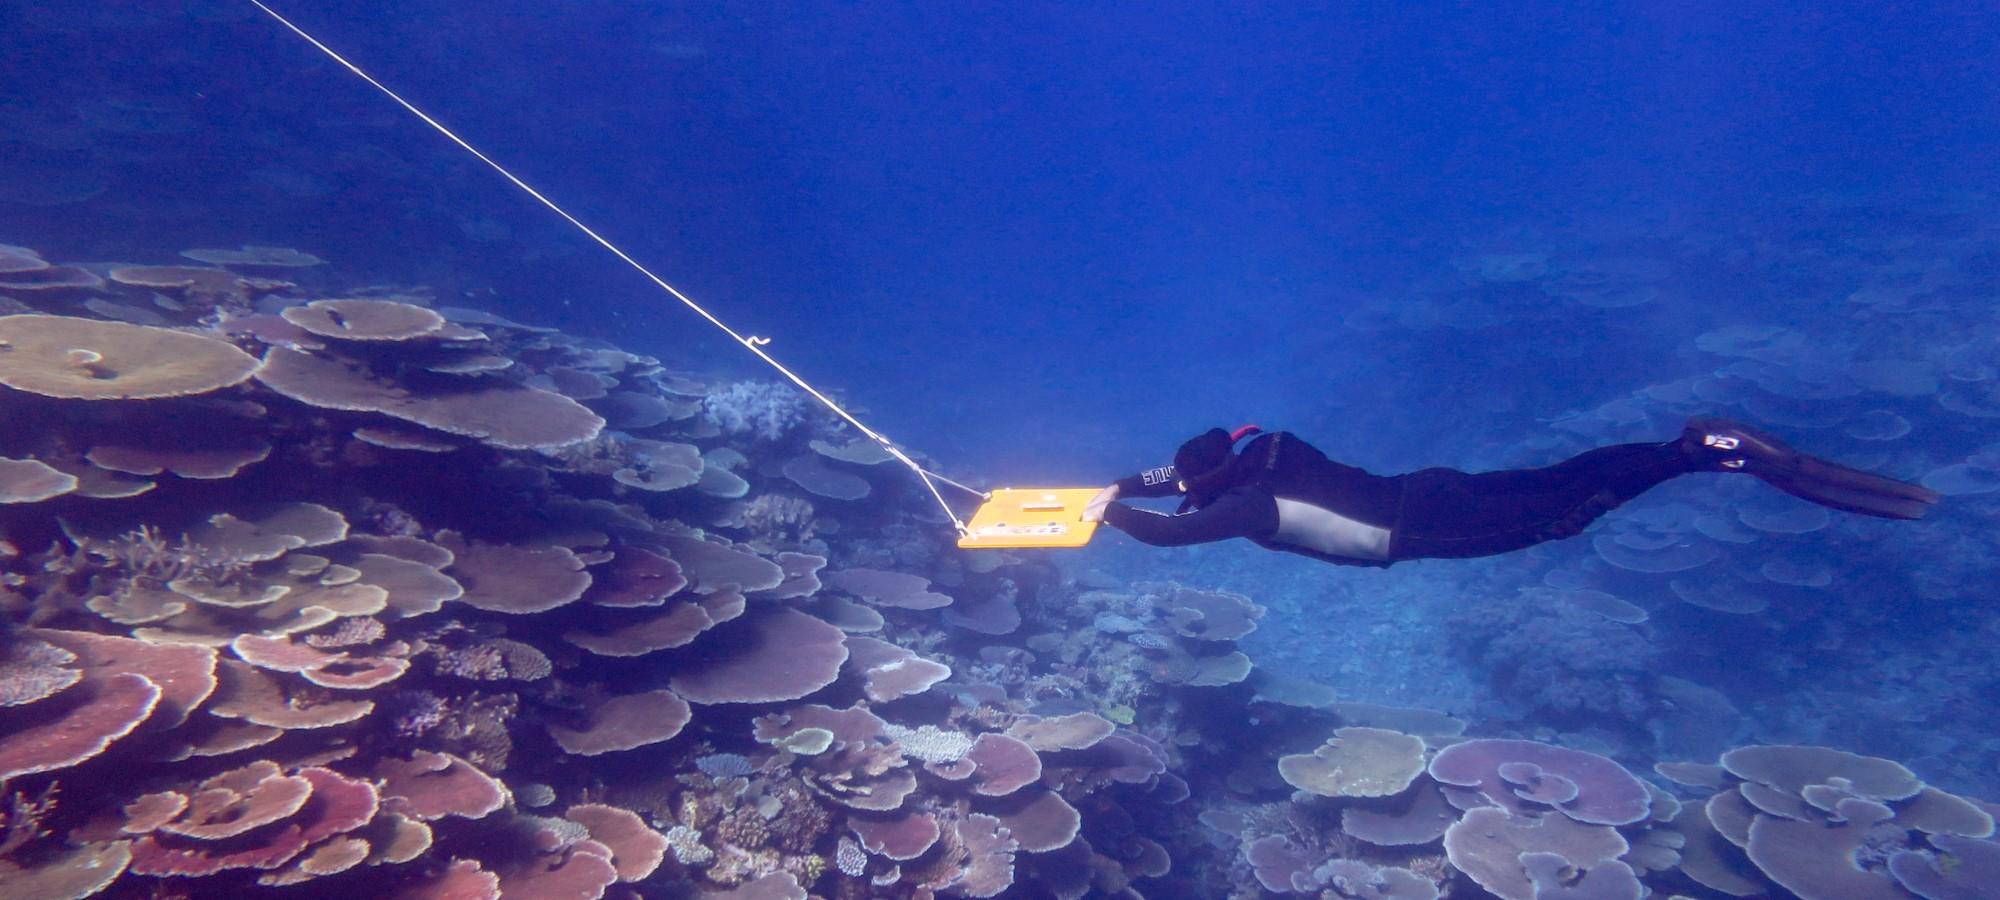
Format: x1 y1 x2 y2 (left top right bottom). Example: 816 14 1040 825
702 380 812 441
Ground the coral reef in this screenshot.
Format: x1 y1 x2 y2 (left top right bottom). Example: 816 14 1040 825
0 245 1202 899
3 223 1995 900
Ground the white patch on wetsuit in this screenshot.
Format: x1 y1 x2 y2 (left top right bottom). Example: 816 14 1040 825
1272 497 1391 561
1141 465 1176 487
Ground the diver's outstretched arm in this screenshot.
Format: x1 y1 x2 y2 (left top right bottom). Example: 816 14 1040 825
1100 489 1274 547
1684 418 1940 520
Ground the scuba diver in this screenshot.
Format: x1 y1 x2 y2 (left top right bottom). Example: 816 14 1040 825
1081 419 1938 566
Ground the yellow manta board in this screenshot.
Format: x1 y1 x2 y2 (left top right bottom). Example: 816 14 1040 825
957 488 1104 549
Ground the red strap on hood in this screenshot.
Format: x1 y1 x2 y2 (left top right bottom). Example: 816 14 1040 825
1230 424 1263 442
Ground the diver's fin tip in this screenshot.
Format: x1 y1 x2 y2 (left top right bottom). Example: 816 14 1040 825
1765 473 1939 520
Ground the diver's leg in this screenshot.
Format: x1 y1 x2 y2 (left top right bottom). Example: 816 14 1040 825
1391 442 1692 560
1681 418 1939 520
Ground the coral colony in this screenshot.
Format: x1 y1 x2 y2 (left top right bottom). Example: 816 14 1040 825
1 239 1996 900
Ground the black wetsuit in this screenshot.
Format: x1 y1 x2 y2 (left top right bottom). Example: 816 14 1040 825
1101 431 1693 566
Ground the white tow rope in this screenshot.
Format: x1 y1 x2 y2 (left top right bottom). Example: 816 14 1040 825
247 1 984 534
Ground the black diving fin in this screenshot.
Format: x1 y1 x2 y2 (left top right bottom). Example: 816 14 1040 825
1684 418 1941 520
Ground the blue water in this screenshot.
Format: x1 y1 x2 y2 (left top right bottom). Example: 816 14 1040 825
14 2 1992 476
5 1 1998 894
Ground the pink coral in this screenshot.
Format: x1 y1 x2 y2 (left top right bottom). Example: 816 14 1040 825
1429 738 1652 826
127 764 379 878
965 733 1042 797
565 804 668 882
548 690 692 755
496 837 618 900
585 547 687 607
669 607 848 704
849 811 942 861
0 671 160 780
374 750 509 821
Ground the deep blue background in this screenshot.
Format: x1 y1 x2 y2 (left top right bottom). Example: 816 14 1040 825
5 0 1994 481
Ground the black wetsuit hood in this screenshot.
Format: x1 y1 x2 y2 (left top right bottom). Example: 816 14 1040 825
1174 427 1246 512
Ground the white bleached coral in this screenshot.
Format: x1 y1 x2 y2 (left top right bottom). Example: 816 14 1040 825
883 723 975 764
702 381 810 441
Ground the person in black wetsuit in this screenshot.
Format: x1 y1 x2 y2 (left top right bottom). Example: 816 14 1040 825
1082 419 1938 566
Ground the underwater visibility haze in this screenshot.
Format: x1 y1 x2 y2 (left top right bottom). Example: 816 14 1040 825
1 2 1997 897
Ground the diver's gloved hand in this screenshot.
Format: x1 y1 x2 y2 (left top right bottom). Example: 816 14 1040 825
1081 484 1120 522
